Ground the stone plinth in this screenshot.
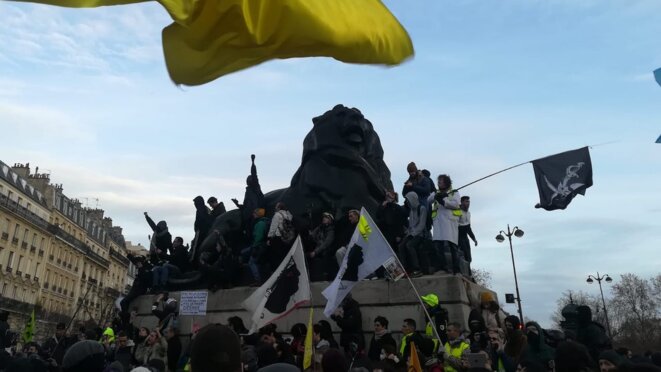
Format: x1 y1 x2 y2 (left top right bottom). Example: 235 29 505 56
131 274 495 343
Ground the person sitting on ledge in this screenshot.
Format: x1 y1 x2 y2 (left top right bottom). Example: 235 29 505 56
207 196 226 221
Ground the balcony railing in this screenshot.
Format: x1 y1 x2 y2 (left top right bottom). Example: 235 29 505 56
11 237 18 245
21 242 27 249
38 250 44 257
15 270 21 276
24 273 30 279
48 254 54 261
30 245 36 253
0 193 49 230
1 232 8 240
47 224 110 267
5 267 11 273
43 282 49 289
109 248 130 266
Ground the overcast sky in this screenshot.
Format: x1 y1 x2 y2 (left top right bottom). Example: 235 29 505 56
1 0 660 327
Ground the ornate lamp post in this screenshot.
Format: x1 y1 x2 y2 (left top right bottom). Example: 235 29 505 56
587 272 613 338
496 225 525 324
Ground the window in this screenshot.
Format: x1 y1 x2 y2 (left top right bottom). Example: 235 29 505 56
12 224 20 239
12 286 17 299
31 233 37 246
40 238 45 249
25 259 31 274
34 263 40 278
22 228 28 242
2 218 8 234
45 269 50 282
17 197 23 206
1 283 6 296
17 255 23 271
26 203 31 212
7 251 14 268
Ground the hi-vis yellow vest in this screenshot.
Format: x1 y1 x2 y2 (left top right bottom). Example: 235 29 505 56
431 191 462 219
425 323 440 353
444 340 470 372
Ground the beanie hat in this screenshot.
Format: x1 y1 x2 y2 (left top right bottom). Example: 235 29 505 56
480 292 495 304
62 340 105 372
254 208 266 218
322 212 334 222
130 368 152 372
421 294 439 307
407 162 418 173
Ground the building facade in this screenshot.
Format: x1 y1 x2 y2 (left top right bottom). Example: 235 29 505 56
0 161 131 334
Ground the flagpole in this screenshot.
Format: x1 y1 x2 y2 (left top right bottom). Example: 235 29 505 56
452 161 530 192
364 211 446 346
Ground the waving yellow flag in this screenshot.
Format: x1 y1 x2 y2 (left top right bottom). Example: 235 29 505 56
302 308 314 370
162 0 414 85
10 0 413 85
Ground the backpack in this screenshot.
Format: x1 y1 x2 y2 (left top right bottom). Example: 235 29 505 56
278 214 296 244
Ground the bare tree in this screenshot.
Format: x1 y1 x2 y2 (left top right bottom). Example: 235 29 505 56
551 290 607 329
472 267 493 288
609 273 661 351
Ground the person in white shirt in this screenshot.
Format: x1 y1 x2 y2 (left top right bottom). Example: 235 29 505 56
458 196 478 276
427 174 462 275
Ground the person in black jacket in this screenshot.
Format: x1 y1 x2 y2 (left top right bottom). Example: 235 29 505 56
207 196 227 221
376 191 408 251
120 254 152 315
330 295 365 355
0 311 9 350
368 316 397 362
165 327 182 372
144 212 172 265
232 154 265 232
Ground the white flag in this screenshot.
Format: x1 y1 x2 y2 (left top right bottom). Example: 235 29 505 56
321 207 396 317
242 236 311 332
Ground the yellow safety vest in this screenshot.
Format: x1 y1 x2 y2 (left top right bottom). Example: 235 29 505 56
431 191 462 219
399 333 412 356
444 340 470 372
425 323 440 353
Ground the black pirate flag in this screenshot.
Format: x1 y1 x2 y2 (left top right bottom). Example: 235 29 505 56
532 147 593 211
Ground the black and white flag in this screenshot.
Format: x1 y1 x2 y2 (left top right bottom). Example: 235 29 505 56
532 147 593 211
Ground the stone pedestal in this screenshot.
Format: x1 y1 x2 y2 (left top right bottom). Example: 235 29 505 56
131 274 496 344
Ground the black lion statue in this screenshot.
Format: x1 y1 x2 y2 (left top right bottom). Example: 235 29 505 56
197 104 393 258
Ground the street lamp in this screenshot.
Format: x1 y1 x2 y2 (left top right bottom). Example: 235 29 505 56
495 224 525 324
587 272 613 338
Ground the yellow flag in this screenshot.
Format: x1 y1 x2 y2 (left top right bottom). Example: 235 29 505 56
302 308 314 370
162 0 414 85
10 0 148 6
358 214 372 242
408 341 422 372
21 309 36 344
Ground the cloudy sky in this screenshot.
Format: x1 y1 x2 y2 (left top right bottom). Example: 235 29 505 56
1 0 660 327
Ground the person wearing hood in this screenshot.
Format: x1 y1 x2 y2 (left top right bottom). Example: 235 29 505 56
308 212 336 281
503 316 526 363
598 349 623 372
575 305 611 363
398 192 427 278
402 162 434 205
427 174 462 275
421 293 449 349
192 195 213 253
443 322 470 372
368 316 396 362
522 321 554 370
144 212 172 265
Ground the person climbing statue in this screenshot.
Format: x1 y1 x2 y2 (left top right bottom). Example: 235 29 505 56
232 154 265 233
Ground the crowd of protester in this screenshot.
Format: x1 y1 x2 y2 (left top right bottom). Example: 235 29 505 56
3 294 661 372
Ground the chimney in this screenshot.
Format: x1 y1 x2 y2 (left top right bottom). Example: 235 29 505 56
86 208 105 221
27 171 51 195
111 226 123 236
102 217 113 229
11 163 30 179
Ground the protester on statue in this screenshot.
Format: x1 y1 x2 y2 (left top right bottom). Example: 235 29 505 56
399 318 433 364
444 322 471 372
267 202 295 269
42 322 75 367
503 316 527 363
144 212 172 265
428 174 462 275
458 196 478 276
232 154 265 230
207 196 227 221
151 293 178 334
192 195 213 255
120 254 152 317
162 236 191 278
330 295 365 355
241 208 269 285
308 212 336 281
376 191 408 250
368 316 397 362
487 328 516 372
334 209 360 266
575 305 611 363
402 162 434 206
421 293 449 348
398 192 427 278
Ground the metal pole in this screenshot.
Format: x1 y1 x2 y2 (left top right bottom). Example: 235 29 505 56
596 273 612 338
507 225 524 324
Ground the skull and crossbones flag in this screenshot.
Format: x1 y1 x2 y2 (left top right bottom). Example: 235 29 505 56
532 147 593 211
